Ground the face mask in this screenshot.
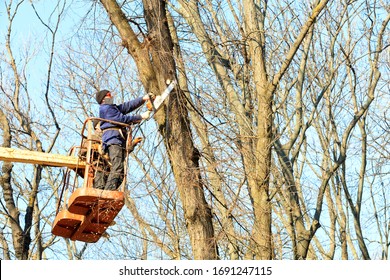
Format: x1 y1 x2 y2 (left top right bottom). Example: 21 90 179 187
103 97 114 105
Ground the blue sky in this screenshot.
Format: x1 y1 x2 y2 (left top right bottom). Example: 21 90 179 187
0 1 88 98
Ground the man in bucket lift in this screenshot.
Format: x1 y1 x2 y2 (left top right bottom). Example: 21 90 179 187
94 89 153 190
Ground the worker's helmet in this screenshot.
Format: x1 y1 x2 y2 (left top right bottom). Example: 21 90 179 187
96 90 110 104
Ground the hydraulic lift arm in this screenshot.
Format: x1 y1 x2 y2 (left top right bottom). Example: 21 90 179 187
0 147 86 169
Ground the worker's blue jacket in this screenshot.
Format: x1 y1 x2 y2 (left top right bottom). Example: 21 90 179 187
99 97 144 150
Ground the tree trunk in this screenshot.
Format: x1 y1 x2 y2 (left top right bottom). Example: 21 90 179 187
99 0 218 259
0 109 25 259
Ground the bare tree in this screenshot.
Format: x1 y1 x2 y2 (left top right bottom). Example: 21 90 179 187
1 0 388 260
172 0 331 259
272 1 389 259
0 0 65 259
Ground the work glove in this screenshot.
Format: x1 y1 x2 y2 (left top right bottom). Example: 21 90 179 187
141 111 151 120
143 93 155 101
